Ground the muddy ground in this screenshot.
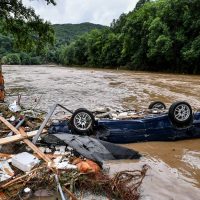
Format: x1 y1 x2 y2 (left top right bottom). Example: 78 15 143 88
3 65 200 199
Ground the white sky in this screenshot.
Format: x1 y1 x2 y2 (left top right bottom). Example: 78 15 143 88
22 0 138 26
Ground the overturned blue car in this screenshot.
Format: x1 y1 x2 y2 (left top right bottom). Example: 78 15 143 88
49 101 200 144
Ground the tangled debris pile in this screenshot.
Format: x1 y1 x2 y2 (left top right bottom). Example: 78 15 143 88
0 100 148 200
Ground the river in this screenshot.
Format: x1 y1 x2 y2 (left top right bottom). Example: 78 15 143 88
3 65 200 199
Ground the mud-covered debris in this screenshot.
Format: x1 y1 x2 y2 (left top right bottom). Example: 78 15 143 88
0 103 147 200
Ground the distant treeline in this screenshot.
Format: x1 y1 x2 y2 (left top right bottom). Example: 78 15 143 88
0 23 105 65
1 0 200 74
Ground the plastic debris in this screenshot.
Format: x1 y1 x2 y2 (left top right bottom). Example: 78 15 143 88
53 156 77 170
24 187 31 193
12 152 40 172
8 116 15 122
73 159 101 173
56 162 77 170
20 187 32 199
8 101 21 113
0 160 14 182
45 147 52 153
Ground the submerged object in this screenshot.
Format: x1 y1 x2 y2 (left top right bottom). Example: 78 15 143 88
42 134 141 165
48 101 200 144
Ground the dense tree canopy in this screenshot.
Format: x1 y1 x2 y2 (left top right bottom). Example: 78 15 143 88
57 0 200 74
0 23 105 64
0 0 55 52
135 0 150 10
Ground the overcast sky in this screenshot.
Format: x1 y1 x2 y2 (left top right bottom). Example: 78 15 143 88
23 0 138 26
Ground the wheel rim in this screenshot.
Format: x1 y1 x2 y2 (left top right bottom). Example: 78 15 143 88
152 103 165 110
73 112 92 131
174 104 191 122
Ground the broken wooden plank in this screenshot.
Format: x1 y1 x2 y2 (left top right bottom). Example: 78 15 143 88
0 116 52 165
0 153 63 159
0 116 22 136
0 153 12 158
0 130 47 145
25 120 35 129
19 128 52 164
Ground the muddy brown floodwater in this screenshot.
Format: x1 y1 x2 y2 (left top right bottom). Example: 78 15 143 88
3 65 200 199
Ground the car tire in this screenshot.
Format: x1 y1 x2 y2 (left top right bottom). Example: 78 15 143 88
70 108 95 134
168 101 193 128
148 101 166 110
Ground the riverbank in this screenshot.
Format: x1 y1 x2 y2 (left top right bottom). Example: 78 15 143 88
4 64 200 76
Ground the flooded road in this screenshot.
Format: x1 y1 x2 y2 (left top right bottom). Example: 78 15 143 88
3 65 200 199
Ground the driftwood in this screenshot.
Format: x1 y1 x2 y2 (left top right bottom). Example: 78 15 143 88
0 166 45 189
63 187 79 200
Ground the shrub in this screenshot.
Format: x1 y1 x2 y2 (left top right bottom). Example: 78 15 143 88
1 53 21 64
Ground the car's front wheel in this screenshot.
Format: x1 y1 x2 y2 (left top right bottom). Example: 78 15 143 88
70 108 95 134
168 101 193 128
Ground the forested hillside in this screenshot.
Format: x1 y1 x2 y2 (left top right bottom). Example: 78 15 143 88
0 23 105 64
53 23 105 46
1 0 200 74
58 0 200 74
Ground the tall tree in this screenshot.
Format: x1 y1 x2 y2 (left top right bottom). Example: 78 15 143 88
135 0 150 10
0 0 56 52
0 0 56 102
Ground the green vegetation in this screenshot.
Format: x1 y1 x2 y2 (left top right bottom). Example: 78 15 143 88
0 0 55 53
53 23 105 46
58 0 200 74
1 0 200 74
0 23 105 64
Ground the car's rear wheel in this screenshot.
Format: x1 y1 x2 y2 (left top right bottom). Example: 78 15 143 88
70 108 95 134
148 101 166 110
168 101 193 128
